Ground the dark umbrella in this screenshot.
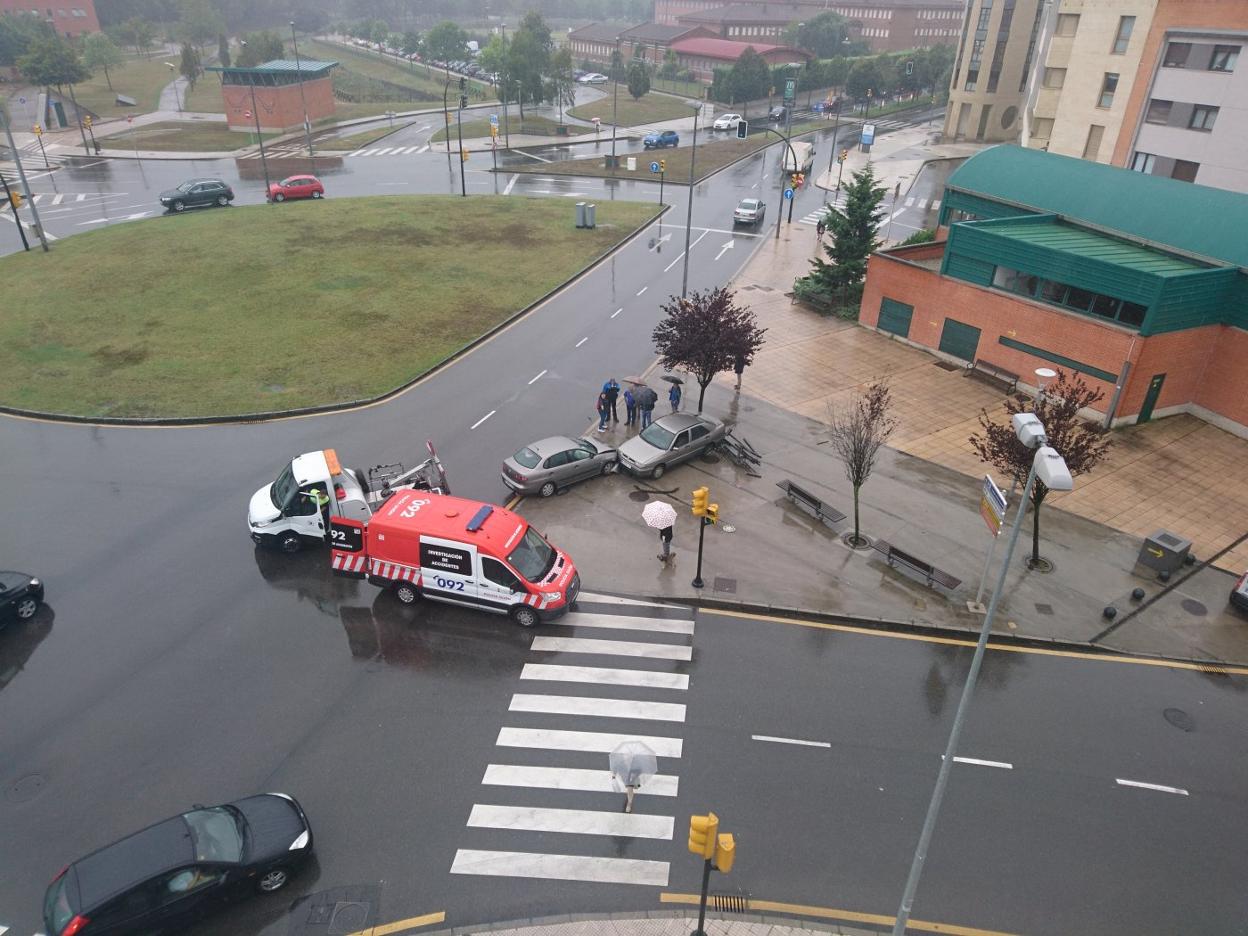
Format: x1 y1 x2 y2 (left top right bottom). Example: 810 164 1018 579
661 375 684 385
637 387 659 407
622 375 648 385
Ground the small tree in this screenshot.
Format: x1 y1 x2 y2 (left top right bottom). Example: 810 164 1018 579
236 30 283 68
127 17 156 58
178 40 201 91
217 32 230 67
805 161 886 306
425 20 468 63
660 47 678 79
969 370 1112 567
18 34 89 92
627 59 650 101
727 46 769 115
178 0 223 53
548 45 576 123
827 382 896 547
82 32 124 90
652 287 767 412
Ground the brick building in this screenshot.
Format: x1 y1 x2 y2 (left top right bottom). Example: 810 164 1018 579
0 0 99 37
205 60 338 134
670 35 808 80
858 145 1248 436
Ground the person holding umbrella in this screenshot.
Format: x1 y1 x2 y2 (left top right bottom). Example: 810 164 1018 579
622 376 651 430
637 385 658 429
666 376 682 413
642 500 678 562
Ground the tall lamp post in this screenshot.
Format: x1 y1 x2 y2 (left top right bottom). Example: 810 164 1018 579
164 62 183 112
290 22 315 158
610 36 621 163
891 414 1073 936
238 42 274 200
442 73 455 157
679 99 701 298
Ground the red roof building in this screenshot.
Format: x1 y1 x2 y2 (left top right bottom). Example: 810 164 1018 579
0 0 99 38
670 35 807 80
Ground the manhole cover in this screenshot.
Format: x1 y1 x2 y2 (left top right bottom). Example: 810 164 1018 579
1180 598 1208 617
1034 603 1054 615
713 576 737 594
628 490 650 502
328 902 371 935
1163 708 1195 732
7 773 47 803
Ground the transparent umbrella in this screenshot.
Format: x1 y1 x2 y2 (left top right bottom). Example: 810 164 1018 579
610 740 657 813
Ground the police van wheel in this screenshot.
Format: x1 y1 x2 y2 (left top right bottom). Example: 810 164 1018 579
278 532 302 554
510 605 540 628
394 583 420 604
539 481 557 498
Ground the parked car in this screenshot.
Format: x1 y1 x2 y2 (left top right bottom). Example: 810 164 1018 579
268 175 325 202
1232 571 1248 613
733 197 766 226
578 72 608 84
43 794 313 936
158 179 234 213
768 104 787 122
712 112 742 131
617 413 727 479
643 129 679 149
502 436 616 497
0 570 43 625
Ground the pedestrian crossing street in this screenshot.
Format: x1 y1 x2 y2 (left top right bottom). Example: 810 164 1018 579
795 191 942 227
449 592 694 888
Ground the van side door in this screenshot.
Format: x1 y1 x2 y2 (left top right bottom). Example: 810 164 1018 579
418 537 479 604
479 555 526 613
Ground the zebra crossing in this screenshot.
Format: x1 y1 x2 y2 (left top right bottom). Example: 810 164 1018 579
346 144 430 158
450 591 694 888
903 195 942 212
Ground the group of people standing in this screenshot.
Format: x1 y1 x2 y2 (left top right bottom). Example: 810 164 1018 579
596 378 682 432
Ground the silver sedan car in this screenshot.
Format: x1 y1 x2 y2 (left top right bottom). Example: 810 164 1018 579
616 413 726 479
502 436 617 497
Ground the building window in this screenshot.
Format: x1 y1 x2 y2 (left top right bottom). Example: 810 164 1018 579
1144 99 1172 124
1209 45 1239 71
992 266 1149 328
1131 151 1156 173
1032 117 1053 139
1042 66 1065 89
1055 13 1078 37
1083 124 1105 160
1111 16 1134 54
1172 159 1199 182
1097 72 1119 108
1163 42 1190 67
1189 105 1218 130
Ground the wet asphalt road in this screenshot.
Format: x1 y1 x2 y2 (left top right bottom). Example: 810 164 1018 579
14 108 1234 936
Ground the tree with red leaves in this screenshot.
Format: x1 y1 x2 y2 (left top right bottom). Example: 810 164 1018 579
969 370 1112 567
652 287 767 412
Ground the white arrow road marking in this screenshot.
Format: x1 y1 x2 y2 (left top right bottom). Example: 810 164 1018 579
503 173 518 195
714 239 734 261
649 234 672 250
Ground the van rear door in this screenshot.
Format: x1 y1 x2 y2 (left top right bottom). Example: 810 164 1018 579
419 536 479 603
329 518 367 578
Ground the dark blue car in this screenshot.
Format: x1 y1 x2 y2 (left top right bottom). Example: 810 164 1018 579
643 130 679 149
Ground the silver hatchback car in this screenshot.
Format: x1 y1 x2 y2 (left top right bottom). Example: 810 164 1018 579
502 436 617 497
616 413 726 479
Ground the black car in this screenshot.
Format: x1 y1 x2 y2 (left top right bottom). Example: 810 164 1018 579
768 104 787 121
158 179 234 213
44 794 313 936
0 570 43 624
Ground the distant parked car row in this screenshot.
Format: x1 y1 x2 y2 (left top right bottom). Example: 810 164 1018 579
158 176 325 213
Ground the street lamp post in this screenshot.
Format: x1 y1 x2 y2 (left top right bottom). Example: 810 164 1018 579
247 80 273 201
290 22 316 158
610 37 621 163
442 74 454 157
891 415 1073 936
165 62 183 112
825 98 842 176
456 78 467 197
680 99 701 298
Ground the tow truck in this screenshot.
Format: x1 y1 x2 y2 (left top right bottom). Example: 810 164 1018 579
248 441 449 553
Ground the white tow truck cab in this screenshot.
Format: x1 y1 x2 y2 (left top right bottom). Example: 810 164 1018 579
248 442 449 554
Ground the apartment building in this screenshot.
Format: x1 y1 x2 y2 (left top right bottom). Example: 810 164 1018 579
0 0 99 37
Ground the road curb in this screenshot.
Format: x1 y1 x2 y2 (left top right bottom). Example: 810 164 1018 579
417 908 881 936
0 204 671 429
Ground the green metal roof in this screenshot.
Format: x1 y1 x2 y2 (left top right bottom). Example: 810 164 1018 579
978 217 1209 276
205 59 337 75
946 145 1248 269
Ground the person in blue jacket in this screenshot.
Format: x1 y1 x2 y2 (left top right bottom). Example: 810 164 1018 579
668 381 682 413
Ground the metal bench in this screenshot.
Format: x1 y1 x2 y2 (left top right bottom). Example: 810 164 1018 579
965 359 1019 393
777 479 846 529
871 539 962 591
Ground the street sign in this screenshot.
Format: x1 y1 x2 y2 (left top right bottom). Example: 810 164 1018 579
784 77 796 102
979 475 1007 536
783 187 794 200
649 161 660 173
490 114 498 125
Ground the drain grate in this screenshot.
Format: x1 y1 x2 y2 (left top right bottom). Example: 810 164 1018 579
1198 662 1228 678
713 576 737 594
1034 603 1054 615
710 893 750 912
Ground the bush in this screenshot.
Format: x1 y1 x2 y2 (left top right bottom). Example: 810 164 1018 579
793 275 861 319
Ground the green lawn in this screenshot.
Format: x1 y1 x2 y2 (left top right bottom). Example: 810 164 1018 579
0 196 659 418
97 120 273 152
71 56 183 118
316 122 410 150
569 88 696 127
182 74 226 113
303 39 496 102
431 114 592 143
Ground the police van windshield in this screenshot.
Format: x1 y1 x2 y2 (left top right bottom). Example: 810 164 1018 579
271 462 299 510
508 527 555 582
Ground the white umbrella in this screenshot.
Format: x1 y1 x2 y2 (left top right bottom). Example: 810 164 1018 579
642 500 677 529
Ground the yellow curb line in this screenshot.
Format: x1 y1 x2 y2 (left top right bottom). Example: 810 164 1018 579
348 910 446 936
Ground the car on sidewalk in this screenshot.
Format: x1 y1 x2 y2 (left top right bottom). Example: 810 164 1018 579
0 570 43 626
1232 571 1248 613
733 197 766 226
712 112 742 131
268 175 325 202
158 179 234 213
643 129 679 149
43 793 313 936
502 436 617 498
617 412 726 479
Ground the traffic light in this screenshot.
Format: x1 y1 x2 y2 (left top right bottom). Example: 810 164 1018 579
705 503 719 525
736 119 748 140
659 158 666 172
461 147 469 162
790 173 799 188
691 486 709 518
83 115 92 127
839 148 848 163
688 812 718 859
715 833 736 873
794 172 805 188
33 124 42 136
460 94 468 109
459 76 466 91
906 60 914 76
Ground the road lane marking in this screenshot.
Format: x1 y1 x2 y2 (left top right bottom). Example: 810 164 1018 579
347 911 446 936
611 308 622 318
497 726 683 757
663 229 711 272
521 663 689 690
576 591 685 609
575 336 588 347
714 239 734 260
531 635 692 661
51 193 64 205
503 173 518 195
469 409 495 429
467 804 674 839
557 611 694 634
636 286 647 296
527 369 546 384
451 849 669 886
752 734 831 748
1116 778 1189 796
952 756 1013 770
483 764 679 796
510 692 686 722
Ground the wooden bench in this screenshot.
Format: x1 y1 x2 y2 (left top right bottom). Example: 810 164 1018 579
871 539 962 591
965 359 1019 393
777 479 846 529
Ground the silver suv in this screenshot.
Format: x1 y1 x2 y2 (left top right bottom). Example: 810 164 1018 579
733 198 766 226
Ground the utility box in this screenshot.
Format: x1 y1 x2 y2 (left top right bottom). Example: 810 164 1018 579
626 156 636 171
603 155 619 169
1137 530 1191 574
585 203 596 229
575 201 586 228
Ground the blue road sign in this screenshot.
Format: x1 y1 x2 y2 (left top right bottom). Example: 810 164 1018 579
650 161 660 173
490 114 498 125
784 187 794 200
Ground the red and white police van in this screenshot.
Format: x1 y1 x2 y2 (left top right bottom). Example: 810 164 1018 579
329 489 580 628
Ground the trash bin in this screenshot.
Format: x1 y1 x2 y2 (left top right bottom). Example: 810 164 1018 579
575 201 586 228
1137 530 1191 575
555 125 569 136
585 203 596 229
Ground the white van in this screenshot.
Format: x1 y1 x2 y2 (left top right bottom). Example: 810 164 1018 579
782 140 815 173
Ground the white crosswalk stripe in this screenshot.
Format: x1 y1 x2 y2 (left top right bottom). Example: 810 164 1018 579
481 764 679 796
556 611 695 634
467 804 674 839
531 635 691 660
509 693 686 722
496 726 683 757
576 591 684 609
451 849 669 886
520 663 689 690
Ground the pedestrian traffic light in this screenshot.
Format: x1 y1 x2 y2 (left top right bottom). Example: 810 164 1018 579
459 76 466 91
460 94 468 109
706 503 719 524
715 833 736 873
736 119 747 140
659 158 666 172
33 124 42 136
691 486 709 517
688 812 718 859
906 60 914 76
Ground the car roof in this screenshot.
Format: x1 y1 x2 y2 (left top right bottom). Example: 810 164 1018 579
73 815 194 909
655 412 714 431
524 436 582 457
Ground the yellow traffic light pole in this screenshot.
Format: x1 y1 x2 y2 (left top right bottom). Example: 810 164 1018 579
688 812 736 936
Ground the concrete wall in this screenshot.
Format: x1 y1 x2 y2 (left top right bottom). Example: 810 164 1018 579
220 77 335 133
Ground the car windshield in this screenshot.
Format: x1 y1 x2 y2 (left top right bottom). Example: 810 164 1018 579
739 200 759 209
43 873 75 933
576 439 597 454
507 526 555 582
640 422 675 450
181 807 244 862
513 447 541 469
270 462 299 510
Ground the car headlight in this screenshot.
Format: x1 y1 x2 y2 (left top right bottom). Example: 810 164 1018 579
288 829 310 850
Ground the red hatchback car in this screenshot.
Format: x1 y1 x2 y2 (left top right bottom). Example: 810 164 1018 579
268 176 324 202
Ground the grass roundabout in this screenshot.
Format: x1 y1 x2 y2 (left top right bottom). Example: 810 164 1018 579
0 195 659 420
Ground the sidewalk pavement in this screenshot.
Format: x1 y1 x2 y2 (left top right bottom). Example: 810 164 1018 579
431 910 892 936
515 119 1248 666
